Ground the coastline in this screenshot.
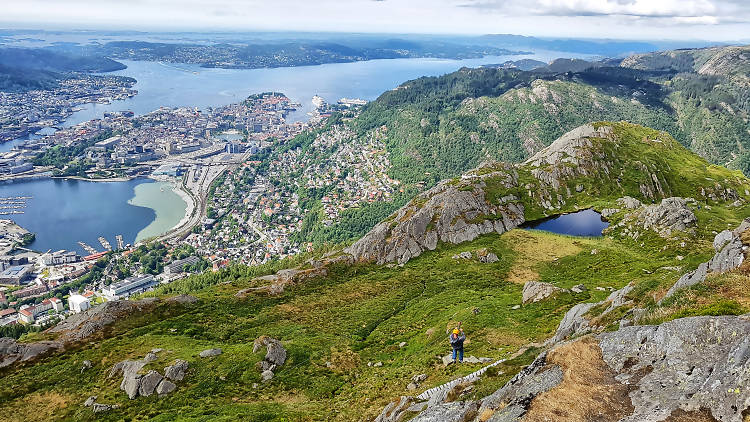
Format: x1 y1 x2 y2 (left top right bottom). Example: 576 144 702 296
55 175 134 183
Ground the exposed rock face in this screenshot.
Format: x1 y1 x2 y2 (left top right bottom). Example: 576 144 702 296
599 316 750 422
165 294 198 305
524 124 614 191
617 196 642 209
410 401 479 422
552 303 596 342
408 315 750 422
374 396 415 422
0 338 61 368
478 352 562 420
624 197 697 237
241 264 332 297
521 281 565 304
48 298 159 343
3 297 193 369
346 162 524 265
662 221 748 300
552 282 634 342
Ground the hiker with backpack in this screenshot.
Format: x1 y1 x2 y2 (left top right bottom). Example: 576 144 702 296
449 324 466 364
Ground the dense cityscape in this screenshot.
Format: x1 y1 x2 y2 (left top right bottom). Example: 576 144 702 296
0 80 375 329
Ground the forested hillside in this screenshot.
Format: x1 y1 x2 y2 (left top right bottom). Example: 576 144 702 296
274 45 746 244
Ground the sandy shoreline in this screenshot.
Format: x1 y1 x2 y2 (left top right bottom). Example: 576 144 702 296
147 175 196 235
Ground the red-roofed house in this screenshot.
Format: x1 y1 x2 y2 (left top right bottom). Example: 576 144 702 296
19 308 34 324
49 297 64 312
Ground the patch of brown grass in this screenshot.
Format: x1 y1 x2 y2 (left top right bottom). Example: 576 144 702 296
3 391 72 422
477 328 528 350
328 347 360 372
503 230 582 284
663 408 719 422
523 336 634 422
705 273 750 307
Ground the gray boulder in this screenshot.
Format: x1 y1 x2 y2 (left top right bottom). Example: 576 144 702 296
265 340 287 367
199 348 222 358
80 360 93 373
92 403 119 413
627 197 697 237
452 251 472 260
522 281 565 304
164 359 189 382
617 196 642 209
84 396 97 407
156 379 176 396
121 372 142 400
553 302 596 342
253 336 287 376
261 370 274 382
138 370 163 397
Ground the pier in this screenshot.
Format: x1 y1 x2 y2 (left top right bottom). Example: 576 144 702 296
98 236 112 251
78 241 98 255
115 235 124 250
0 195 30 215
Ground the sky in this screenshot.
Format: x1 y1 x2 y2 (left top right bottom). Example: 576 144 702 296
3 0 750 41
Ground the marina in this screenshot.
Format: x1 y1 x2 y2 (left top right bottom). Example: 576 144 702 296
98 236 112 251
78 241 98 255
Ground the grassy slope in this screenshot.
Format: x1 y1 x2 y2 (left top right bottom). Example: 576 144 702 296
0 229 719 421
3 123 750 421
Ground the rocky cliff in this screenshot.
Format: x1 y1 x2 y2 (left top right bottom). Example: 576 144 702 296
347 122 744 265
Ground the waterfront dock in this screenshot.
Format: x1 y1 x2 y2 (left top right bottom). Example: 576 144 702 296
78 241 98 255
115 235 124 250
98 236 112 251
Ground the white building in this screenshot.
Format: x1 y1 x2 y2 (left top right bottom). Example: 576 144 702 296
49 297 64 312
102 274 157 300
42 250 80 266
68 294 91 313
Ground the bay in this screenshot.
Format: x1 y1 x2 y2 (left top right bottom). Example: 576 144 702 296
0 178 186 254
62 50 591 126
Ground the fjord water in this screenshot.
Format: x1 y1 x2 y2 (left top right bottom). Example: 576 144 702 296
0 178 186 254
63 51 588 126
523 209 609 237
2 52 595 252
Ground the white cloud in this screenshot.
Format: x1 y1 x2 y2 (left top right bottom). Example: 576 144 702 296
1 0 749 40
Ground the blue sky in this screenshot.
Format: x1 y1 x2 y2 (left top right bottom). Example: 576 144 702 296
3 0 750 41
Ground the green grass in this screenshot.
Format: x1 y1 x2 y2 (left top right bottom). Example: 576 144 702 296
1 223 724 421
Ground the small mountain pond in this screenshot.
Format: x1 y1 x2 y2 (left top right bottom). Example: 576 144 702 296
522 208 609 237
